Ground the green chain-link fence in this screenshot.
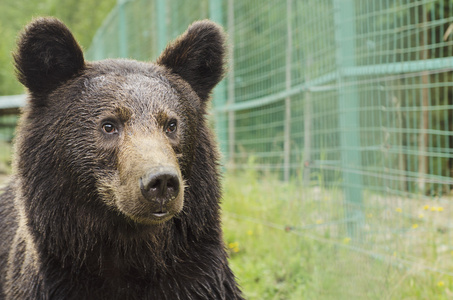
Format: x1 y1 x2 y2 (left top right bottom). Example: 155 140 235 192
85 0 453 194
85 0 453 290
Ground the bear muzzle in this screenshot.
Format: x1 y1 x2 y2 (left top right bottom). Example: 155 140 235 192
113 163 184 225
115 134 185 224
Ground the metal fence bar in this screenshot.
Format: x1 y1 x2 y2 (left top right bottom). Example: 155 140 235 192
117 0 129 58
156 0 167 55
226 0 235 167
209 0 229 163
283 0 292 181
334 0 363 239
0 94 26 110
215 56 453 113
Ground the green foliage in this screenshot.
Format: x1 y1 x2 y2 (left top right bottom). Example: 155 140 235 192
0 0 117 95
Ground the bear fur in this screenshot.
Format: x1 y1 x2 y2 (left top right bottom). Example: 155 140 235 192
0 17 243 300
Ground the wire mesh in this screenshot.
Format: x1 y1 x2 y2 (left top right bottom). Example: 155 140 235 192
84 0 453 297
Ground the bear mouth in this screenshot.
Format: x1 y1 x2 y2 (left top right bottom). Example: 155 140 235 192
127 210 175 225
152 211 169 218
144 210 175 224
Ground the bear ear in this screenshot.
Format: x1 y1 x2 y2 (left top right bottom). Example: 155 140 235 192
156 20 227 102
14 17 85 96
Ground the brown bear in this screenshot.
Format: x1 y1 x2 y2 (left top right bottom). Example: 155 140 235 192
0 17 243 300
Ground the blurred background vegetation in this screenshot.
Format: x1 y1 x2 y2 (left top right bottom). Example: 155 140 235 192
0 0 116 96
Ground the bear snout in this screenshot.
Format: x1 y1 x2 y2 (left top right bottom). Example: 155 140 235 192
140 167 181 206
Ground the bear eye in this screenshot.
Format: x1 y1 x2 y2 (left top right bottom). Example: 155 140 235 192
102 123 118 134
166 120 177 134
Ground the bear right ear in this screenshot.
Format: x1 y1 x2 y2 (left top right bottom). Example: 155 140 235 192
156 20 226 102
14 17 85 97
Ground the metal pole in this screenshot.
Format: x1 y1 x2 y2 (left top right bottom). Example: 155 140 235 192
118 0 128 58
227 0 235 168
283 0 292 181
303 58 312 186
209 0 229 165
156 0 167 54
333 0 363 239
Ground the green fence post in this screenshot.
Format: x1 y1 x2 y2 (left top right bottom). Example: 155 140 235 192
210 0 229 165
118 0 128 58
333 0 364 239
156 0 167 55
283 0 293 181
302 58 312 187
226 0 235 168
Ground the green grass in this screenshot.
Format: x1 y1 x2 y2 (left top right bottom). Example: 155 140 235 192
221 168 453 300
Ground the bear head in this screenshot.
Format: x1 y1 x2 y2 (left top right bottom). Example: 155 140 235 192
13 17 226 226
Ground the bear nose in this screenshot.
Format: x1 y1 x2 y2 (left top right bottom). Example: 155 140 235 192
140 169 180 204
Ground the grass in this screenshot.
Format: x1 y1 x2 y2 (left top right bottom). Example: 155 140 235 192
221 167 453 300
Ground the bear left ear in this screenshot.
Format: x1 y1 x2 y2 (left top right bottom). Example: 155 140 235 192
156 20 226 102
14 17 85 97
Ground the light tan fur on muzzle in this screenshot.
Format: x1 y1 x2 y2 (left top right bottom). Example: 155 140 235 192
99 131 184 224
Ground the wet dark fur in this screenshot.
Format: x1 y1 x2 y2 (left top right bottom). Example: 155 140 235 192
0 18 243 299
